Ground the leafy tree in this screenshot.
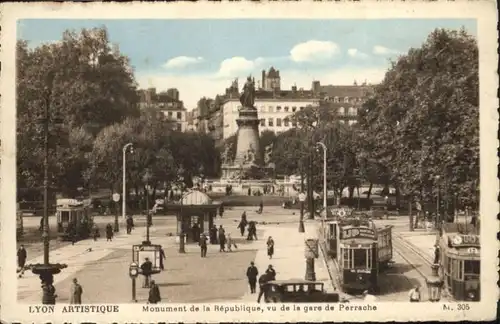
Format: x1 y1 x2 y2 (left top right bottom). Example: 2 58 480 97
17 26 140 196
359 28 479 212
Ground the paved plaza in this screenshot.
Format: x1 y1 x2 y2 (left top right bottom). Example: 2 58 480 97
17 205 443 303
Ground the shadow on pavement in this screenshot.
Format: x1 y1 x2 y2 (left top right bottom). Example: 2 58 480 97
384 263 422 275
157 282 190 287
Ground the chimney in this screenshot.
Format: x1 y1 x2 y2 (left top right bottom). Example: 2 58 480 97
312 81 320 94
262 70 266 90
292 84 297 92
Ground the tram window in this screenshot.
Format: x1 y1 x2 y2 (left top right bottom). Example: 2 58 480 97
60 211 69 222
353 249 367 268
285 285 295 292
367 249 372 268
342 249 350 268
452 259 464 281
464 260 480 275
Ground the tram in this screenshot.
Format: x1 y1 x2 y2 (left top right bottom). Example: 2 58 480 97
318 209 393 293
56 198 94 241
438 222 480 301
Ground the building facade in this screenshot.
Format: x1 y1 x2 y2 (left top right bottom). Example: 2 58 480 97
137 87 188 132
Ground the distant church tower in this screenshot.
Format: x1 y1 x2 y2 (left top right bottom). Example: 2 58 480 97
261 67 281 91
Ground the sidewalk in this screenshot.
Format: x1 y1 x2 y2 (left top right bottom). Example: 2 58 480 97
17 225 176 302
239 221 334 302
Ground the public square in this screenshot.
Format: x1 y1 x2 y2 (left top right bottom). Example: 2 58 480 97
13 18 481 306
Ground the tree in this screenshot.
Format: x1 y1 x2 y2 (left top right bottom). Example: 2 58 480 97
17 26 140 195
359 28 479 212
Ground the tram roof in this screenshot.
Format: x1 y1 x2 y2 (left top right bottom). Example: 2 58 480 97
267 279 323 285
442 222 479 235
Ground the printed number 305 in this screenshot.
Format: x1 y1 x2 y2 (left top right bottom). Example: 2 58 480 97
457 304 470 311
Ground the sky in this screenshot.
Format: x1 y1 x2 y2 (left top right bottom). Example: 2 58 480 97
17 19 476 109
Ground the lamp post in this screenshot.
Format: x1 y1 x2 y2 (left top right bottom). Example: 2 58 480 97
435 175 441 229
178 165 186 253
122 143 134 220
316 142 327 215
143 169 152 245
29 71 67 304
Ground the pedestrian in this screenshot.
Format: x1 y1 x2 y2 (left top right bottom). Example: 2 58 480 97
226 234 238 251
362 290 377 302
92 224 99 241
126 216 134 234
140 257 153 288
408 286 421 302
258 200 264 214
17 245 27 276
148 280 161 304
238 212 248 237
257 273 270 303
266 236 275 259
209 225 218 244
218 225 226 252
248 187 251 196
159 247 166 270
106 223 113 242
265 264 276 281
247 221 258 241
219 203 224 218
199 233 208 257
433 245 440 264
39 217 44 232
246 261 259 294
70 224 77 245
70 278 83 304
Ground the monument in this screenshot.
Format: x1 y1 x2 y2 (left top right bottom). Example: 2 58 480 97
221 76 275 182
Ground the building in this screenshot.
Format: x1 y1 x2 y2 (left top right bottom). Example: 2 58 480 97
137 87 188 132
201 67 374 141
222 87 320 139
313 80 374 126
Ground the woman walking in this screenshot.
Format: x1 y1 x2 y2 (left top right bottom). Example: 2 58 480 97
266 236 275 259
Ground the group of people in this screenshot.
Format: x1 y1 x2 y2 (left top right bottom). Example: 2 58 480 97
237 212 258 240
245 262 277 303
198 224 238 257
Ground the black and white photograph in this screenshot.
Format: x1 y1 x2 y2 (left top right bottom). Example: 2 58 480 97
1 2 497 323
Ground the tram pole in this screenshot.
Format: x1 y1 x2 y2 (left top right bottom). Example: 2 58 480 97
298 163 305 233
122 143 133 220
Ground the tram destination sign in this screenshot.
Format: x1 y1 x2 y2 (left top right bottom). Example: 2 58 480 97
449 234 480 248
340 227 376 240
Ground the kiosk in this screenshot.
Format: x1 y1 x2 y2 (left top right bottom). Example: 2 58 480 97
166 190 221 246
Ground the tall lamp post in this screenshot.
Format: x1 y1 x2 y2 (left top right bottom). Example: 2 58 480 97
298 162 306 233
178 165 186 253
29 72 67 304
316 142 327 215
122 143 134 219
143 169 152 245
435 175 441 229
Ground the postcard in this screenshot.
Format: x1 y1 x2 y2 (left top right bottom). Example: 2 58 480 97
0 1 498 323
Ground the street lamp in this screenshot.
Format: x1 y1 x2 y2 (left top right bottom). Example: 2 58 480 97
178 165 186 253
435 175 441 229
316 142 327 215
28 71 67 304
143 169 152 245
122 143 134 220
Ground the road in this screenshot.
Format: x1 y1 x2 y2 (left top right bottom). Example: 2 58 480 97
17 206 298 303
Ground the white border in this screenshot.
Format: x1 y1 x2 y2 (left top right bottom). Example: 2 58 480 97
1 1 498 322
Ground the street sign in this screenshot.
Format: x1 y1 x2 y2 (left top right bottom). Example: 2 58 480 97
298 193 306 202
112 193 121 202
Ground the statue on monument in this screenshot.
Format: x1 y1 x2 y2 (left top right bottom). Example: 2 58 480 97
264 143 274 164
239 76 256 108
221 143 233 165
244 144 256 164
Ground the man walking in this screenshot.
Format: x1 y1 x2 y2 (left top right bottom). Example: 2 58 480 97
246 261 258 294
199 233 208 258
218 225 226 252
70 278 83 304
106 223 113 242
140 257 153 288
17 245 27 277
126 215 134 234
257 273 270 303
